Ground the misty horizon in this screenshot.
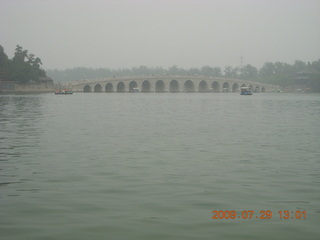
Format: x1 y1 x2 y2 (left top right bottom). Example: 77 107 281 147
1 0 319 70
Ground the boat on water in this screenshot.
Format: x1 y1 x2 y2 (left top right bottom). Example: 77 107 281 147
240 87 252 95
130 87 139 92
54 89 73 95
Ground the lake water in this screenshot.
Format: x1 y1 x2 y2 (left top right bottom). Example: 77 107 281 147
1 92 319 240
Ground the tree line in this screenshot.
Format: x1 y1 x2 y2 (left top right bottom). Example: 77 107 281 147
0 45 47 84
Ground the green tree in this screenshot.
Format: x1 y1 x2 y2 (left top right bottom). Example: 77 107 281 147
201 66 214 76
310 59 320 92
10 45 47 84
241 64 258 80
259 62 276 85
11 45 31 84
212 67 222 77
27 53 46 81
224 66 239 78
0 45 11 80
293 60 306 73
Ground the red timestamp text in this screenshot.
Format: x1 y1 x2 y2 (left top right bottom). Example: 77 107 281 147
211 210 306 220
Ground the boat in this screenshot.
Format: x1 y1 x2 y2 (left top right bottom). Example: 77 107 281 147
130 87 139 92
54 89 73 95
240 87 252 95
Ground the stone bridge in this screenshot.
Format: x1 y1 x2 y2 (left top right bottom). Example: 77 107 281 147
68 76 276 93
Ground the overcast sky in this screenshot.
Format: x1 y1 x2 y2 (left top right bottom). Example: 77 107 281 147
1 0 319 70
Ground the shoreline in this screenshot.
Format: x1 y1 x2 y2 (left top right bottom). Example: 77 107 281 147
0 82 61 94
0 90 54 94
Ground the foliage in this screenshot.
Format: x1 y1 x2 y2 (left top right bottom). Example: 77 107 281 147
0 45 47 84
241 64 258 80
0 45 11 80
257 60 317 87
309 59 320 92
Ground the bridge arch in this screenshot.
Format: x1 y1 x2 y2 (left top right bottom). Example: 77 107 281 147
255 86 260 93
184 80 195 92
117 82 125 92
169 80 180 92
94 84 103 92
212 81 220 92
223 82 230 92
141 80 152 92
261 87 266 92
199 80 208 92
232 83 239 92
105 83 113 92
84 85 91 92
155 80 165 92
129 81 138 92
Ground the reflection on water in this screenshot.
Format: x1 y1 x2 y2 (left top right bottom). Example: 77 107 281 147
0 95 43 161
0 95 44 197
0 93 320 240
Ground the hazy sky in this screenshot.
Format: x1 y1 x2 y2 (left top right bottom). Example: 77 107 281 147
1 0 319 70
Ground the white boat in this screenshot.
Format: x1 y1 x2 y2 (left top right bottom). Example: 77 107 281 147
240 87 252 95
131 87 139 92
